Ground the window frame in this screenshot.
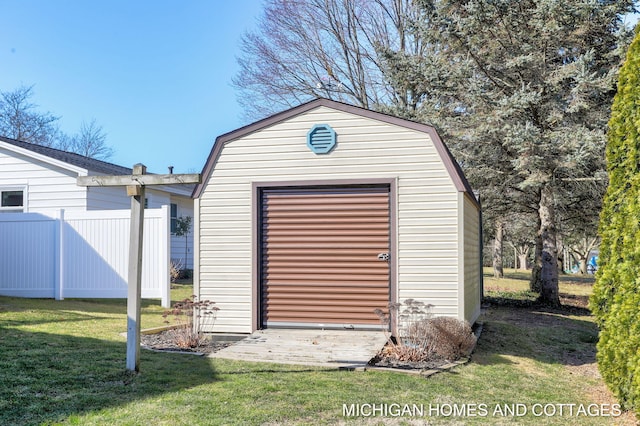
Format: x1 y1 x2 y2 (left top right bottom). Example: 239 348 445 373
170 203 178 233
0 186 27 213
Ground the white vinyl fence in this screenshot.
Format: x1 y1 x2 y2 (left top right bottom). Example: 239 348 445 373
0 207 170 307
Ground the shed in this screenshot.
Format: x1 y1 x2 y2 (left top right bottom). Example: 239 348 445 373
193 99 482 333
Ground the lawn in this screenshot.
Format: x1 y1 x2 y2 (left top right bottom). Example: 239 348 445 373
0 276 636 425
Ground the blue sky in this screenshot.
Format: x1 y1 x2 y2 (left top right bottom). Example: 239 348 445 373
1 0 263 173
2 2 638 174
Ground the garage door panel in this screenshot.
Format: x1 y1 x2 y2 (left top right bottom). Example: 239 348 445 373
265 264 388 273
264 235 389 244
264 248 384 256
265 305 388 315
264 290 389 299
265 279 389 288
265 217 390 225
260 186 390 328
264 311 383 324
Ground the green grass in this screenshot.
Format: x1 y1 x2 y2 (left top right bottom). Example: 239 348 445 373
484 267 596 304
0 276 634 425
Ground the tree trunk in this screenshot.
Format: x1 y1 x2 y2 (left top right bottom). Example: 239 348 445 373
518 253 529 271
556 235 566 274
563 247 571 274
493 221 505 278
511 242 530 271
578 257 588 275
537 185 560 306
530 212 543 293
569 236 600 275
185 234 189 270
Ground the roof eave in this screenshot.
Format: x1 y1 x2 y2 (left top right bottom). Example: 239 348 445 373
0 140 89 176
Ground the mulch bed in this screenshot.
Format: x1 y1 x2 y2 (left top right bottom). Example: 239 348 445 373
140 330 234 355
367 351 450 370
367 322 482 371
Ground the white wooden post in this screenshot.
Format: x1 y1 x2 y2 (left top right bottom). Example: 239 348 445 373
54 209 65 301
160 204 171 308
77 164 200 372
126 164 146 372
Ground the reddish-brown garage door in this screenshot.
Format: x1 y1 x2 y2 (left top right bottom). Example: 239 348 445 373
260 186 390 329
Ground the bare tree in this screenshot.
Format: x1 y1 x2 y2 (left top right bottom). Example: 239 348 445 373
234 0 426 120
66 119 113 160
492 220 505 278
1 86 114 160
505 212 537 271
0 85 60 146
557 176 605 274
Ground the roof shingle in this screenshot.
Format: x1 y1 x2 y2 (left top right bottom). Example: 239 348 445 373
0 135 132 175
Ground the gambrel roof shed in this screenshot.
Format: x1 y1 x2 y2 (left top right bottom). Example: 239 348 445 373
194 98 482 333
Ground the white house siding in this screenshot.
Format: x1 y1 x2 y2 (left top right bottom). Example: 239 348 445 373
198 106 463 333
86 186 130 210
463 194 482 323
0 148 87 212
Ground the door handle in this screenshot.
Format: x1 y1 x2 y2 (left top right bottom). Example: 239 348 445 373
377 252 390 261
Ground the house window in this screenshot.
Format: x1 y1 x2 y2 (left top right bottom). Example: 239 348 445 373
170 203 178 233
1 189 25 213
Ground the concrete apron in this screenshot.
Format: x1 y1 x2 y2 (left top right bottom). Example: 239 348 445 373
208 328 387 368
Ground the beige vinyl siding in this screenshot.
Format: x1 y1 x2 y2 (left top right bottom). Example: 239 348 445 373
0 148 87 212
397 172 459 318
463 194 482 323
199 106 461 333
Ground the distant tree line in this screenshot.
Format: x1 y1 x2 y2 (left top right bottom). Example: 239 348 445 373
0 85 113 160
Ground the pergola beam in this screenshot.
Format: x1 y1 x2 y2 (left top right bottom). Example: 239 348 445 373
78 173 201 187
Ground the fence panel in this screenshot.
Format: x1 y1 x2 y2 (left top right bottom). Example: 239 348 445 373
0 207 170 306
0 213 57 297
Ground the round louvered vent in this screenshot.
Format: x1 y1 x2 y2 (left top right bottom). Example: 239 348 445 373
307 124 336 154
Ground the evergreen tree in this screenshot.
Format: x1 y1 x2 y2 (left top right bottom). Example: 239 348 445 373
383 0 635 304
591 26 640 413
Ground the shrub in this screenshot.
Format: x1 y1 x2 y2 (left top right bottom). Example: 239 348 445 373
178 268 193 280
590 26 640 414
170 260 192 283
163 296 219 349
420 316 477 361
169 259 183 283
375 299 476 363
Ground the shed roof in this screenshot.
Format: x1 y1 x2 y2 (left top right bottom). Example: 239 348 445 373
194 98 478 207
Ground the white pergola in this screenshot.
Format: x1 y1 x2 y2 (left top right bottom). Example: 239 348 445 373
78 164 200 372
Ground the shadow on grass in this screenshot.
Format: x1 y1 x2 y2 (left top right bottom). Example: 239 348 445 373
0 327 219 426
0 296 177 330
557 274 596 285
475 300 599 368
